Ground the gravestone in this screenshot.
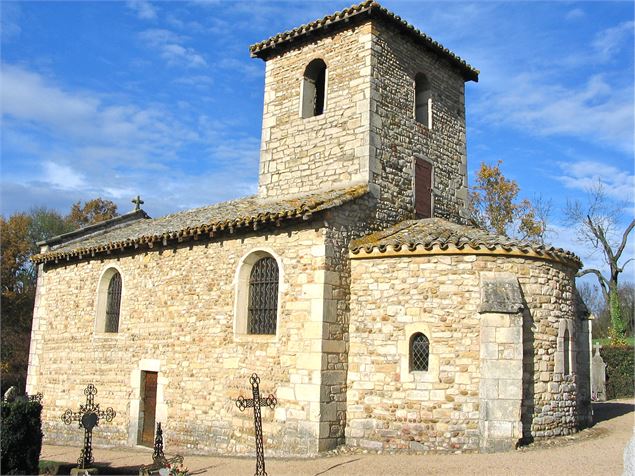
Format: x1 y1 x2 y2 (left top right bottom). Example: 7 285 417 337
591 343 606 402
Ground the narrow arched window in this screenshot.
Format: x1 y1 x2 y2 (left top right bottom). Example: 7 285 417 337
248 257 279 334
409 332 430 371
563 328 570 375
415 73 431 127
105 271 122 333
301 59 327 118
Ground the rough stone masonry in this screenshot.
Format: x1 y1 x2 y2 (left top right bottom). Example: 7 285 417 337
27 1 591 456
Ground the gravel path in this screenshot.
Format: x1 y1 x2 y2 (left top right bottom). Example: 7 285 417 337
41 399 634 476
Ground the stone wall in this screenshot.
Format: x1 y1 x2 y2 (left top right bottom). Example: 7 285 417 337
258 22 372 198
257 18 471 227
27 224 341 455
347 252 582 452
368 21 469 224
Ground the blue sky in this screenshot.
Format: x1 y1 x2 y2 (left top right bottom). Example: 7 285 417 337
1 0 633 277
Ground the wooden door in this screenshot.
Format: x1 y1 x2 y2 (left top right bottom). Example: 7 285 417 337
415 158 432 218
141 371 158 446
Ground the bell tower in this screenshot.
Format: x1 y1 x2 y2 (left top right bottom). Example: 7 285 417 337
250 0 478 224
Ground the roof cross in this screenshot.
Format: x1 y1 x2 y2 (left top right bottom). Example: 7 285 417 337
132 195 144 211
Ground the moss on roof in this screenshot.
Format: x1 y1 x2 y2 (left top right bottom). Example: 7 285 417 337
33 184 368 264
350 218 581 267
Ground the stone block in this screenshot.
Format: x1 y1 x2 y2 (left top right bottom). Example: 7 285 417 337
495 327 521 344
294 384 321 402
498 380 522 400
480 342 499 360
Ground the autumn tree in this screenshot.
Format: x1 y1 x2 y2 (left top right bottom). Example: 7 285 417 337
468 161 548 243
67 198 118 228
1 213 38 391
1 200 119 392
565 182 634 341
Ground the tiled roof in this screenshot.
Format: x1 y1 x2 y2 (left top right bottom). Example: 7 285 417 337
32 184 368 264
250 0 479 82
350 218 581 267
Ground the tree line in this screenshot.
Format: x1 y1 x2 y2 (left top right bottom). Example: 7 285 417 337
1 199 119 392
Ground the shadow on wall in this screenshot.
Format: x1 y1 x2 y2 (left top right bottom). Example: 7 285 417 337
592 401 635 424
520 303 535 445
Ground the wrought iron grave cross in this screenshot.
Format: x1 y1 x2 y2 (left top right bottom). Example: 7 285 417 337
61 384 116 469
153 422 165 462
236 373 277 476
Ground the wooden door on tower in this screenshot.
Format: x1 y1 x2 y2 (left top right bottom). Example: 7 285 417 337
141 371 158 446
415 158 432 218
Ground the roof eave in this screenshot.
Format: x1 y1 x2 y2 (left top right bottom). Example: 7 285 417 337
249 1 479 82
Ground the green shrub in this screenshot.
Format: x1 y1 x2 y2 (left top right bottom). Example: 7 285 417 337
601 344 635 399
0 399 43 474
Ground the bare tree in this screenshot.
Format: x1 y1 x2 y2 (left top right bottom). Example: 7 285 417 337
565 182 635 339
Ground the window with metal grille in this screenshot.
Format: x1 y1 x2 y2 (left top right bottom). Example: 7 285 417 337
105 271 122 333
409 332 429 372
247 257 279 334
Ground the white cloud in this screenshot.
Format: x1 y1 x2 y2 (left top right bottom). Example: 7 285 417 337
476 73 634 153
126 0 157 20
42 162 85 190
592 21 635 61
0 63 262 219
565 8 585 21
139 29 207 68
555 161 635 201
1 63 198 149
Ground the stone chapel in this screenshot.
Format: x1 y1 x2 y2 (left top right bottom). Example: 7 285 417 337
27 0 592 455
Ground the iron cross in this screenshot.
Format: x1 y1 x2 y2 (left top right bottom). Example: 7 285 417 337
61 384 116 469
132 195 144 210
236 373 277 476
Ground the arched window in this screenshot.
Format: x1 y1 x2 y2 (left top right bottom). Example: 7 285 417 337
247 257 279 334
415 73 432 127
96 267 123 334
105 271 122 333
301 59 327 118
409 332 430 372
563 328 570 376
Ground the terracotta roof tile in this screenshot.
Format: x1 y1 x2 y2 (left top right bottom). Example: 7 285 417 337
250 0 479 81
32 184 368 264
350 218 581 267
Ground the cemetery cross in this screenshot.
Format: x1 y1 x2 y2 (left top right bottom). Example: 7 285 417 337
236 373 277 476
61 383 116 469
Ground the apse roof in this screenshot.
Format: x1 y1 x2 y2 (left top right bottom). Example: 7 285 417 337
350 218 581 267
